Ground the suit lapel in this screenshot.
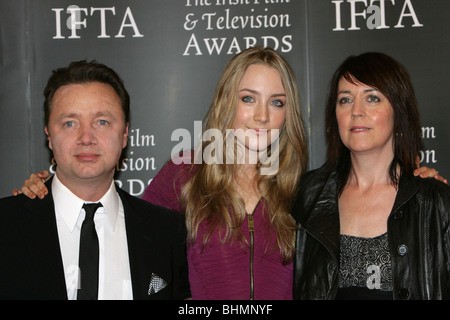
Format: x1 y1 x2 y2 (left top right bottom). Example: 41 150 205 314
116 187 156 299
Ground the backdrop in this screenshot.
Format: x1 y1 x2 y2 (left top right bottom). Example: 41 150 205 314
1 0 449 197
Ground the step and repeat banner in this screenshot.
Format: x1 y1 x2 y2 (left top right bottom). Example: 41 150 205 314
1 0 449 197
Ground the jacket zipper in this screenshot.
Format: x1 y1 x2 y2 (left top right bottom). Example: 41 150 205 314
248 213 255 300
247 199 260 300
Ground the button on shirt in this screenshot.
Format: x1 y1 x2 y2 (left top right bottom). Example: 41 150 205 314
52 174 133 300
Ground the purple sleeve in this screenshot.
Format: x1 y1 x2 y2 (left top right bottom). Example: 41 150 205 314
141 156 193 213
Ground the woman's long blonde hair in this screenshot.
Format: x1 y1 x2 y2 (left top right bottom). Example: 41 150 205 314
180 47 307 263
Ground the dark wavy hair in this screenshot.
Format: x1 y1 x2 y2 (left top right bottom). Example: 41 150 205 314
43 60 130 126
324 52 422 194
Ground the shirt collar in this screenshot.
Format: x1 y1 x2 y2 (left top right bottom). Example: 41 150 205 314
52 174 120 232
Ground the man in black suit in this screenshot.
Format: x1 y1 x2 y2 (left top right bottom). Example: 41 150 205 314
0 60 190 300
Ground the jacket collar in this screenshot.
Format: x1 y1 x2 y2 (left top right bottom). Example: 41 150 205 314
389 172 419 217
301 170 340 262
115 185 159 299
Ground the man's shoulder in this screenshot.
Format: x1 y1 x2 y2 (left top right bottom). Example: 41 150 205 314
0 193 26 204
0 195 22 222
0 194 53 236
0 193 42 213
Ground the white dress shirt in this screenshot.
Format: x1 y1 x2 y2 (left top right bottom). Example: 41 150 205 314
52 174 133 300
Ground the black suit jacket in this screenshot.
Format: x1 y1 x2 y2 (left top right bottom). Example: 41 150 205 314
0 179 190 300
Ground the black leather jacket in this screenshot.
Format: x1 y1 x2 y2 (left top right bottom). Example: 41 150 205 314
292 165 450 300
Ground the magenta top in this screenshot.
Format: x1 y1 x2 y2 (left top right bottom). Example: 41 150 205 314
141 156 293 300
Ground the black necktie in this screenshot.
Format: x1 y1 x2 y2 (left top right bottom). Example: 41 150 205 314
77 202 102 300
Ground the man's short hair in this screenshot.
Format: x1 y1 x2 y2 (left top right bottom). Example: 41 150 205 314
43 60 130 126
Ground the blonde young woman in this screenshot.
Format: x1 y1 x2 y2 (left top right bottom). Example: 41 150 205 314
142 47 307 299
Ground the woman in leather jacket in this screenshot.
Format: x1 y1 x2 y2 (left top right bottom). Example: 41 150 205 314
292 52 450 300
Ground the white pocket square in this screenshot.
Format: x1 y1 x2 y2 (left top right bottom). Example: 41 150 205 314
148 273 167 295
